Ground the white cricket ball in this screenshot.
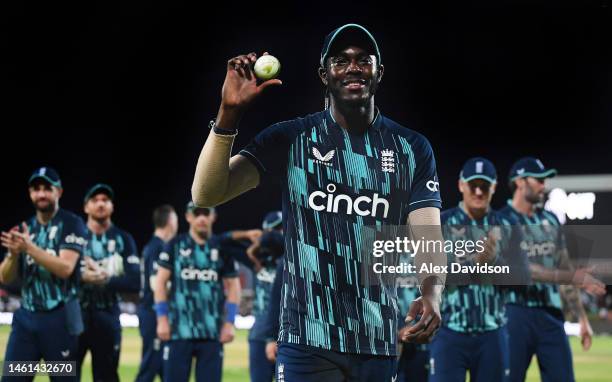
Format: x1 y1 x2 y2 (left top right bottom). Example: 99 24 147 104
254 55 281 80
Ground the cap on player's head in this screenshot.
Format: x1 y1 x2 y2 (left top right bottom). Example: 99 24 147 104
508 157 557 182
28 167 62 188
262 211 282 230
460 157 497 184
186 201 215 216
320 23 381 68
84 183 114 203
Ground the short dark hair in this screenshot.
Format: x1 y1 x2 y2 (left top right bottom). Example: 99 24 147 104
152 204 175 229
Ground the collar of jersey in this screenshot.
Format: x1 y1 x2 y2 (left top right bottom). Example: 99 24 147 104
31 208 61 228
325 107 383 132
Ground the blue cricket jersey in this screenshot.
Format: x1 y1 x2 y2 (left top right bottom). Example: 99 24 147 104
499 201 565 311
240 109 442 355
139 236 165 310
441 204 527 333
19 209 87 311
80 225 140 310
157 232 239 341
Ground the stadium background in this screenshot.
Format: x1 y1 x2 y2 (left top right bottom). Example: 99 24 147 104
2 1 611 381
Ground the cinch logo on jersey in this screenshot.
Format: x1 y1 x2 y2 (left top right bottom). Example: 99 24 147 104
65 233 87 246
521 240 556 257
426 179 440 192
307 183 390 218
180 267 218 281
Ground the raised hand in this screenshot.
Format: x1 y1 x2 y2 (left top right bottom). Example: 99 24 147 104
221 52 282 113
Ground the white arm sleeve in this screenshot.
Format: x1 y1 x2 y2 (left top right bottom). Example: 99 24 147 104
191 129 259 207
408 207 446 292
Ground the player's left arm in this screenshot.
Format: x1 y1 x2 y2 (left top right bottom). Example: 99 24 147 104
220 276 241 344
400 134 445 343
106 232 140 293
558 246 595 351
219 247 241 344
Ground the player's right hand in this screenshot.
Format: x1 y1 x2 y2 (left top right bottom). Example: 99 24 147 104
221 52 282 112
400 295 442 344
265 341 278 362
1 226 22 257
476 230 497 264
219 322 235 344
157 316 171 341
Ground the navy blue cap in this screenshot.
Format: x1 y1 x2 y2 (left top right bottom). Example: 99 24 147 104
320 24 381 67
460 157 497 183
186 201 215 214
508 157 557 182
262 211 282 230
84 183 114 203
28 167 62 188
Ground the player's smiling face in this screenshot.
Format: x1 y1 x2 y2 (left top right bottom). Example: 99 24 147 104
322 46 382 106
29 181 61 213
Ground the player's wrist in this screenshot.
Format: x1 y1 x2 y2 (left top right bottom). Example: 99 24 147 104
418 276 444 298
224 301 238 324
215 105 243 133
154 301 169 318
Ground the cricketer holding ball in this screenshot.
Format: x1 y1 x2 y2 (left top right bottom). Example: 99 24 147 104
191 24 446 381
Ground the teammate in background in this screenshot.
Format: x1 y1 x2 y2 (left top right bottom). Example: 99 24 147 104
431 158 529 382
0 167 87 382
246 211 284 382
262 255 284 364
192 23 446 381
501 157 606 382
77 184 140 382
135 204 178 382
396 281 430 382
154 202 256 382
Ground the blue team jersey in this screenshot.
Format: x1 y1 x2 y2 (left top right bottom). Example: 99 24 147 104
440 205 527 333
19 209 87 312
240 109 442 355
80 225 140 310
249 261 280 342
157 232 239 341
139 236 165 310
499 201 564 311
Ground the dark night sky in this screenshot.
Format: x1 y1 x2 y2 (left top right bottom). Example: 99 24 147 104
3 1 611 248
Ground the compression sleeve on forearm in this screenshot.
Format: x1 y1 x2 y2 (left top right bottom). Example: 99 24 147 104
192 129 261 207
408 207 446 291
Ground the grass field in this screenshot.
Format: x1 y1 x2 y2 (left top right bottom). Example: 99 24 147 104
1 325 611 381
